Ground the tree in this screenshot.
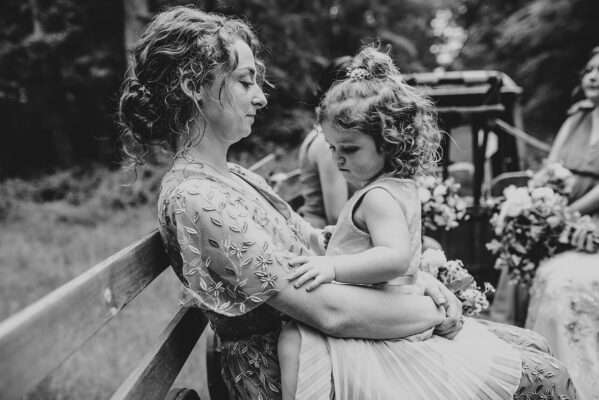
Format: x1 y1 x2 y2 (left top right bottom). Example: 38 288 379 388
454 0 599 137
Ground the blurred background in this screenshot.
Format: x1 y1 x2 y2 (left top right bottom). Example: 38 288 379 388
1 0 598 398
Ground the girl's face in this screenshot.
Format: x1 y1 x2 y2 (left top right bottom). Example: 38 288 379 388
322 122 385 187
582 53 599 106
200 39 267 144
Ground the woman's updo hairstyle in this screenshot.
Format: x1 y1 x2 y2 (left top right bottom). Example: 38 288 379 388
119 6 263 165
318 45 441 178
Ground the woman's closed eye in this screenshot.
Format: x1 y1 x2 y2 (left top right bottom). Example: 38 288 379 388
240 79 254 89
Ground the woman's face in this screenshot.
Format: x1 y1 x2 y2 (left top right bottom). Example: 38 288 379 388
582 53 599 106
200 39 267 144
322 122 385 187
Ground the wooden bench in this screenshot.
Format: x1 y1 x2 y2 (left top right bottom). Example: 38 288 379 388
0 155 299 400
0 229 231 400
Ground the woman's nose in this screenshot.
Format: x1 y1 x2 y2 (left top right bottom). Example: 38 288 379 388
336 155 345 167
252 86 267 109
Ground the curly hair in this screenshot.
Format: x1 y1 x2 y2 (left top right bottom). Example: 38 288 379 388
318 46 442 179
118 6 264 165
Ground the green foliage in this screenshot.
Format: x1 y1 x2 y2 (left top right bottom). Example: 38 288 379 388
0 1 125 177
454 0 599 137
1 0 442 177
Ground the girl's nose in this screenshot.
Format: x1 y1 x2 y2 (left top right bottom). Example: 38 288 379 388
336 155 346 167
252 86 267 109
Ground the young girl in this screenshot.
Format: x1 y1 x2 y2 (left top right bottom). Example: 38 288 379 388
277 46 523 400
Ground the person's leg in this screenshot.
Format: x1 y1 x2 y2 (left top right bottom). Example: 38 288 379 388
476 319 552 353
278 321 301 400
515 346 578 399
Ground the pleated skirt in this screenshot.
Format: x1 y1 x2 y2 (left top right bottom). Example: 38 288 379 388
295 318 522 400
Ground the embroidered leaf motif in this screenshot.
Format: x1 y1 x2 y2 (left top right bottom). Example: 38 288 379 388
183 226 198 235
241 257 253 267
202 206 216 212
204 257 212 268
230 224 242 233
208 239 220 248
184 267 201 276
235 279 248 290
192 212 200 224
248 295 263 303
224 266 236 275
243 240 255 247
268 382 280 393
188 245 202 255
242 221 248 233
199 278 208 291
239 302 246 313
210 216 223 227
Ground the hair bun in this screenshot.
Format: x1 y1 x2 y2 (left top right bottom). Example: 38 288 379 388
349 46 399 80
119 77 159 140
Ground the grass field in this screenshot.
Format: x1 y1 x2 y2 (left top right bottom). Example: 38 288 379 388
0 167 212 399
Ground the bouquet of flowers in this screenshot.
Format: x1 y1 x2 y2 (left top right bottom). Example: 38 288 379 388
420 248 494 316
487 184 599 285
528 162 574 196
417 175 469 233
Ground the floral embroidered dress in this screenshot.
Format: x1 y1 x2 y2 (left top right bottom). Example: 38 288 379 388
157 160 577 400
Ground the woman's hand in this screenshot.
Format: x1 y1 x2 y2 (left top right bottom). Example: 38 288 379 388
288 256 335 291
417 271 464 339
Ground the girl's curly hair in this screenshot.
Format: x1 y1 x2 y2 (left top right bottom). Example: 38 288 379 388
318 46 442 179
118 6 264 166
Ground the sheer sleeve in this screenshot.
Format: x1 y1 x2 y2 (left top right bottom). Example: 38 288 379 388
167 176 296 316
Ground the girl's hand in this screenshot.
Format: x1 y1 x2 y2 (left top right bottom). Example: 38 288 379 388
288 256 336 291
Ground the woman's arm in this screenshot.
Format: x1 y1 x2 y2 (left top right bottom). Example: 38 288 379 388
171 177 443 338
568 184 599 215
268 283 445 339
547 117 575 162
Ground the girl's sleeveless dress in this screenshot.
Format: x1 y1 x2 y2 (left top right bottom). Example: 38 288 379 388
294 177 523 400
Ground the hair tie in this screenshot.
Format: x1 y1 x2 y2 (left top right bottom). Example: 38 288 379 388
348 67 371 81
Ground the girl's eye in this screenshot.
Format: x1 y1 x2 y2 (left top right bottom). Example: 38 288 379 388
240 80 253 88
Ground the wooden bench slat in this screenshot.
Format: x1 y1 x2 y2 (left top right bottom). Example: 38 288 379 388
0 230 170 399
111 307 208 400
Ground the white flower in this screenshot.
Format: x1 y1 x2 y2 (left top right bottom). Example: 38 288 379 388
501 186 532 217
420 248 447 276
433 185 448 197
419 175 437 188
531 187 555 201
418 187 431 203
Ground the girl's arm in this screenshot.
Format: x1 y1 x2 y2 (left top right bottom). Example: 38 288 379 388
289 188 411 289
313 136 349 224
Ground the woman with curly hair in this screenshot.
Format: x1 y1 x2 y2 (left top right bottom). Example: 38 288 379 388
119 6 577 400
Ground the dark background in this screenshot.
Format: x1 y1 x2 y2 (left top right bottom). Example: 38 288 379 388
1 0 598 179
